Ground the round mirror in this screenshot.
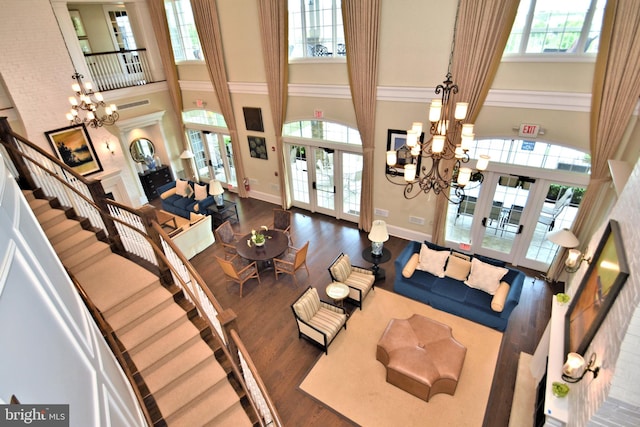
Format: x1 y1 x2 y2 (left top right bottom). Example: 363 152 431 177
129 138 155 163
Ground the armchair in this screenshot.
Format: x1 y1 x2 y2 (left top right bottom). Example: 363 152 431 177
272 209 293 244
214 220 242 259
215 255 260 298
328 253 375 310
274 241 309 285
291 286 347 354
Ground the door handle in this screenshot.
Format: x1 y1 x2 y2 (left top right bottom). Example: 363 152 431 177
312 181 316 190
481 217 487 227
517 224 524 234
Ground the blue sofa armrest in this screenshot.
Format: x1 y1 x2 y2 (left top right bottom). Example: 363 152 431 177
196 195 215 211
394 241 421 272
158 181 176 195
499 269 525 319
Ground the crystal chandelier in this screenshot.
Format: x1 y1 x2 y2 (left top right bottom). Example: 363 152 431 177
66 72 119 128
385 3 489 204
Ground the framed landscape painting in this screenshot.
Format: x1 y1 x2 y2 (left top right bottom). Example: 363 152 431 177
46 124 103 176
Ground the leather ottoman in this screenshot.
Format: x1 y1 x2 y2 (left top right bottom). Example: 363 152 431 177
376 314 466 401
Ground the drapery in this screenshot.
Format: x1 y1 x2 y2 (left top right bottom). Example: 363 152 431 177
431 0 519 245
257 0 290 208
342 0 381 232
191 0 248 197
146 0 194 179
547 0 640 281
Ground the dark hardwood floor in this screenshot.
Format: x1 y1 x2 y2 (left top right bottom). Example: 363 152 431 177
174 194 556 426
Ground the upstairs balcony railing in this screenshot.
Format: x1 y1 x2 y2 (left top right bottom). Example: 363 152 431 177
84 48 154 92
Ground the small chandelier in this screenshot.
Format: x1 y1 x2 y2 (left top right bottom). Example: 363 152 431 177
66 72 119 128
385 4 489 204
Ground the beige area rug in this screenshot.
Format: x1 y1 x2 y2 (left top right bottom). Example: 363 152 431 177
509 352 535 427
299 289 503 427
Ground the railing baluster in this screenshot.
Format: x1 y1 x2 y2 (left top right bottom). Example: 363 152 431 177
84 49 154 92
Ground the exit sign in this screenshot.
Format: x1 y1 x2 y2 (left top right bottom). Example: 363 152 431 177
518 123 540 138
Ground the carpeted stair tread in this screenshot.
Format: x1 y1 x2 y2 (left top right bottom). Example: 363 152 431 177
29 198 51 215
129 320 202 372
106 286 175 334
44 219 83 244
117 304 188 350
74 253 159 313
154 357 229 417
162 368 248 426
64 241 113 275
202 402 254 427
53 229 98 260
36 208 66 229
141 339 213 392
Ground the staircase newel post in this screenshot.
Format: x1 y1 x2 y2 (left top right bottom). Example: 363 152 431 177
139 205 173 285
0 117 38 190
87 181 126 255
218 308 241 365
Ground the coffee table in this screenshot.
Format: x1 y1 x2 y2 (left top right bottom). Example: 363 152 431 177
156 210 178 230
235 229 288 271
326 282 350 307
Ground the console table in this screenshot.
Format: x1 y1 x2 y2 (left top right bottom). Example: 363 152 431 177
138 165 172 201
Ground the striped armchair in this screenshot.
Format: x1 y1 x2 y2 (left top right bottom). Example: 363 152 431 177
328 253 375 310
291 287 347 354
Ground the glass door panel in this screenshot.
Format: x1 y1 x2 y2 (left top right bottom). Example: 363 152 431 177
313 148 335 212
187 129 208 181
342 152 362 217
289 145 311 206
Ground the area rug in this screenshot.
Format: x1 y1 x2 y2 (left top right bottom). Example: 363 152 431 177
509 352 535 427
299 288 502 427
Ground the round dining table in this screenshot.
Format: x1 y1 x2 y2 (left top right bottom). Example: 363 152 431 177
235 229 289 270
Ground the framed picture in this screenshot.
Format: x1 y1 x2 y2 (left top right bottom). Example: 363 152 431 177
243 107 264 132
565 219 630 355
248 136 268 160
385 129 422 176
46 124 103 176
69 10 87 38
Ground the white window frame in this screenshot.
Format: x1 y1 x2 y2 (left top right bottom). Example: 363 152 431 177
164 0 203 62
288 0 346 61
503 0 605 62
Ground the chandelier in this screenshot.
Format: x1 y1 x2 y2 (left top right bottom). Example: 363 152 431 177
66 72 119 128
385 4 489 204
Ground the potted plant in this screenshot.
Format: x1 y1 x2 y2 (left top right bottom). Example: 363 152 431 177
248 225 269 247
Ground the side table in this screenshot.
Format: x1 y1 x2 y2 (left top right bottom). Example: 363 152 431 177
207 199 239 229
326 282 350 307
361 247 391 281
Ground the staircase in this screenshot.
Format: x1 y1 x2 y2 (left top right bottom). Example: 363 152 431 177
26 191 255 427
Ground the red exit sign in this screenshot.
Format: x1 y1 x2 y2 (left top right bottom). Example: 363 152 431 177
519 123 540 138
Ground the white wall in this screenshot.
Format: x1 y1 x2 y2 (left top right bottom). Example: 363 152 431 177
0 157 147 426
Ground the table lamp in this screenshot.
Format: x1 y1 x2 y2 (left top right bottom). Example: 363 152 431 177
209 180 225 208
368 220 389 256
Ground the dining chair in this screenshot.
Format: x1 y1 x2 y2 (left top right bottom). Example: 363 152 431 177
214 220 241 259
274 241 310 285
272 209 294 244
215 255 260 297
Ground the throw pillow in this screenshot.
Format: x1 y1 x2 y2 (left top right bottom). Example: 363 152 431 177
330 255 352 282
445 253 472 281
402 253 420 278
194 183 208 201
176 180 191 197
465 258 508 295
416 244 449 278
491 281 511 312
160 187 176 200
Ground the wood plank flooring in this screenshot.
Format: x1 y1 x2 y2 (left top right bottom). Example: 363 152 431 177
173 195 556 427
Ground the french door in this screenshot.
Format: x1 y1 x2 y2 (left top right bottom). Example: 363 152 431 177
186 129 237 188
286 143 361 222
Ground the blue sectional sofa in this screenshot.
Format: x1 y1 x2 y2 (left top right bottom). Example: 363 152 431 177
393 241 525 331
157 180 216 220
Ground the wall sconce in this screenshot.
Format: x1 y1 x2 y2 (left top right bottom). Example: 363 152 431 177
368 220 389 256
562 352 600 383
565 249 591 273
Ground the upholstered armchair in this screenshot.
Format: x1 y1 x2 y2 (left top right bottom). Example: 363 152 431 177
214 220 242 259
291 286 347 354
328 253 375 310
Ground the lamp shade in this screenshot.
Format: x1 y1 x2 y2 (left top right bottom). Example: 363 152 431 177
208 180 224 196
180 149 195 159
368 220 389 243
546 228 579 248
563 352 586 379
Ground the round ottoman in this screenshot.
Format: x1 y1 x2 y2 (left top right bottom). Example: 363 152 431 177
376 314 467 402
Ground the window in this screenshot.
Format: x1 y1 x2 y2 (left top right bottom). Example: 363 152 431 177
283 120 361 145
108 10 136 50
288 0 345 59
504 0 605 57
164 0 202 61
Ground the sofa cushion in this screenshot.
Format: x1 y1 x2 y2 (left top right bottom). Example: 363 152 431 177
424 240 449 252
402 253 420 278
194 183 208 201
330 254 352 282
473 254 506 268
491 282 511 312
431 280 469 303
417 244 449 278
176 179 193 197
465 258 508 295
445 253 472 281
173 196 197 211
